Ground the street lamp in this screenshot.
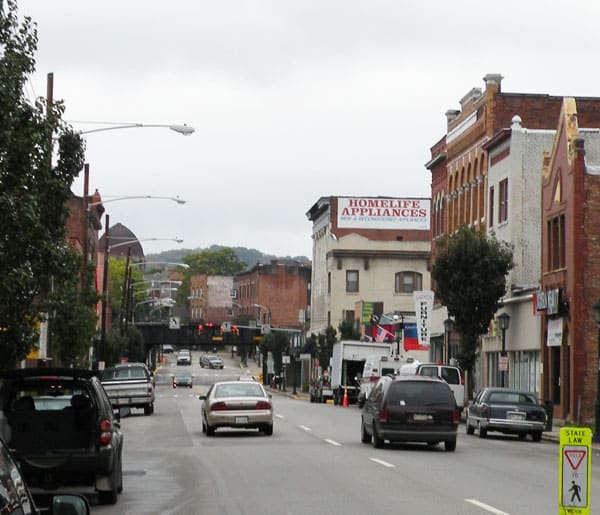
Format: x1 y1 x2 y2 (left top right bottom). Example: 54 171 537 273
393 314 404 357
72 121 195 136
497 312 511 388
108 237 183 251
443 318 455 364
592 299 600 442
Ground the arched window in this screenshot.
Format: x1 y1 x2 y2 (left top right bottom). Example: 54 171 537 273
394 272 423 293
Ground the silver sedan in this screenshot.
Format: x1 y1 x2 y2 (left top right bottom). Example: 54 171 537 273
200 381 273 436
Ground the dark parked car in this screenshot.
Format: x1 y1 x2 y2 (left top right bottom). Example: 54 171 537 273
172 371 194 388
361 375 460 451
465 387 547 441
200 355 224 369
0 368 124 505
0 435 91 514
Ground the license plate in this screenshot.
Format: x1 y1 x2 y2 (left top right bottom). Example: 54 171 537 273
508 412 525 421
413 414 431 422
235 416 249 424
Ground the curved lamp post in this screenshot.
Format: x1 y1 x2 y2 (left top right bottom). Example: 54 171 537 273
72 121 195 136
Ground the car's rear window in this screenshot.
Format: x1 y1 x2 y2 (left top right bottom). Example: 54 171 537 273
7 380 91 412
102 367 147 381
488 392 537 404
418 366 461 385
214 383 265 398
386 381 454 407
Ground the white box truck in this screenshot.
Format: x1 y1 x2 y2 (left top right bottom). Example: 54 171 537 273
330 341 393 405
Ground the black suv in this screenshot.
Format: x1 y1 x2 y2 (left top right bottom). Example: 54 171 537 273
0 368 124 505
361 375 460 451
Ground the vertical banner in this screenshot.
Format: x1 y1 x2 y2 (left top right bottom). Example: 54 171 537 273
413 290 434 347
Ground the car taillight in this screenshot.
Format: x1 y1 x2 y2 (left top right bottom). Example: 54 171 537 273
99 419 112 445
255 401 271 410
452 409 460 425
370 376 379 383
378 408 389 423
210 401 227 411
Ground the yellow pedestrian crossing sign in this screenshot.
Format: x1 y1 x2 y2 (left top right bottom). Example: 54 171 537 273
559 427 591 514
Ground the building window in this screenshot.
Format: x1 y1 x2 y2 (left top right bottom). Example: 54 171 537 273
498 178 508 223
548 214 566 271
394 272 423 293
346 270 359 293
488 186 494 228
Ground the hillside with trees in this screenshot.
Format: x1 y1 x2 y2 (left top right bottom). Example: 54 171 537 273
147 244 310 271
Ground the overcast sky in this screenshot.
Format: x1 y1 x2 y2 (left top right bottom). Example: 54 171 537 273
16 0 600 258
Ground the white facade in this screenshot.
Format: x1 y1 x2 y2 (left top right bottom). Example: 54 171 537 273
480 117 554 394
307 197 431 337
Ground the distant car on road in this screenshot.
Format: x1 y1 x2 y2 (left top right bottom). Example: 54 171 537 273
177 349 192 366
465 387 547 441
361 375 459 451
200 355 224 369
163 344 175 354
199 380 273 436
172 371 194 388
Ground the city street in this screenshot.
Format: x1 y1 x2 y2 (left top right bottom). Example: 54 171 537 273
92 350 600 515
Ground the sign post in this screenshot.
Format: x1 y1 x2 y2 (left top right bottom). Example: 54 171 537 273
559 427 591 514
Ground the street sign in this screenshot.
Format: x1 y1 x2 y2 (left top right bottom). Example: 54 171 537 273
559 427 591 514
169 316 180 330
498 356 509 371
222 321 232 333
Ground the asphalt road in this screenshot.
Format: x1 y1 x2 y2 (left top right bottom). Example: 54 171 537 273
91 350 600 515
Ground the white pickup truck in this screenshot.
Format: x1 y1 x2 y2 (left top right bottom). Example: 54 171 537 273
100 362 155 415
414 363 465 412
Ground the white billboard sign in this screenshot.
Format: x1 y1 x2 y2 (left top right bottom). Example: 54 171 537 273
413 290 434 347
337 197 430 230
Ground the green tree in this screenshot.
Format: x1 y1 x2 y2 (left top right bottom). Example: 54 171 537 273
50 250 99 367
432 226 513 395
338 319 360 340
315 326 337 372
260 332 290 376
0 0 86 369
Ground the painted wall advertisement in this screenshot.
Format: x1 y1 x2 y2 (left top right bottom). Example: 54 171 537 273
337 197 430 230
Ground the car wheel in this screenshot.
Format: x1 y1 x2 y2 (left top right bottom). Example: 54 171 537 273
372 424 384 449
445 440 457 452
206 424 215 437
531 431 542 442
465 415 475 435
144 403 154 416
478 425 487 438
98 459 121 505
361 420 371 444
518 433 527 440
263 425 273 436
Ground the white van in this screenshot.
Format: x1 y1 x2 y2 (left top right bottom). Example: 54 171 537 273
357 355 396 407
415 363 465 411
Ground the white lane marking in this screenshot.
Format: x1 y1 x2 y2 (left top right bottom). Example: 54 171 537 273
465 499 510 515
275 414 285 419
324 439 342 446
299 425 312 432
369 458 395 468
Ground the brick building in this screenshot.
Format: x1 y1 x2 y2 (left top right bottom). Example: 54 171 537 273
233 260 311 331
188 274 234 325
539 98 600 424
425 74 600 426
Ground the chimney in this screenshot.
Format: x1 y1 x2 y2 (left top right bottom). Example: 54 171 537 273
483 73 503 94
